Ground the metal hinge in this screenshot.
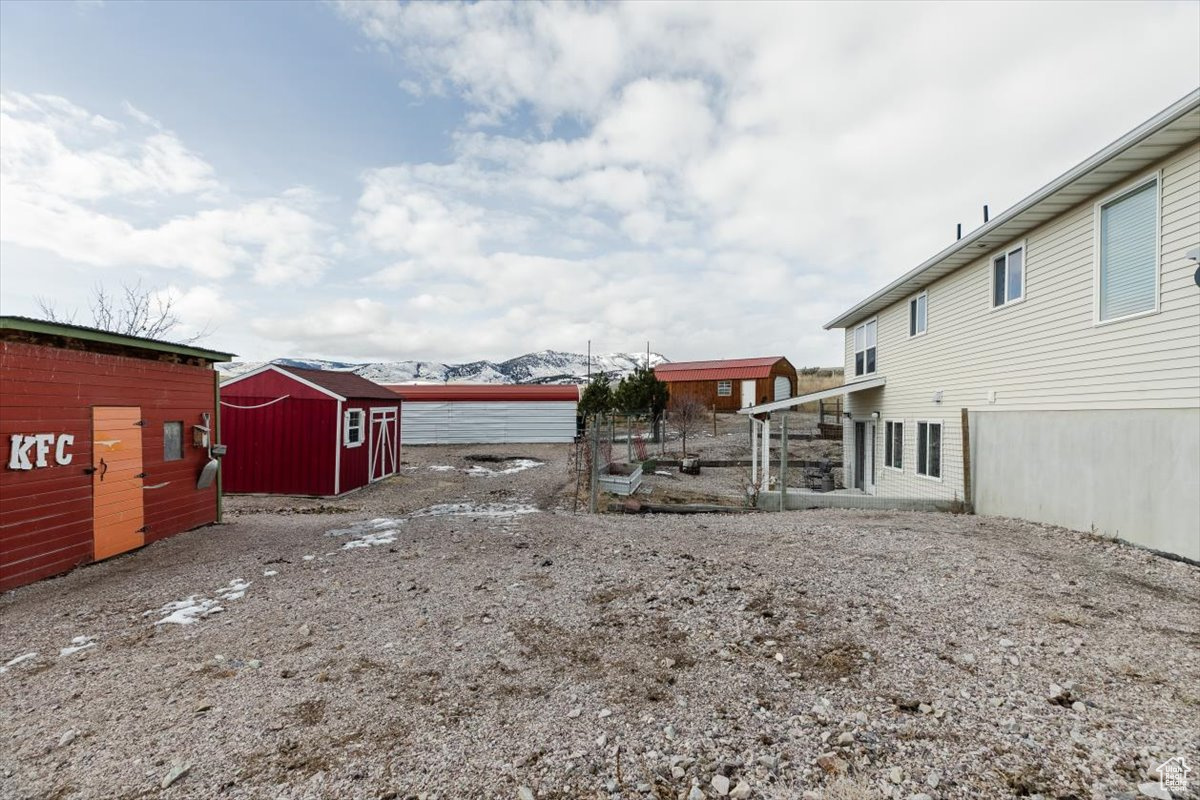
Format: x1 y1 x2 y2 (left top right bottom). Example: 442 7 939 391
135 472 147 478
137 526 147 533
134 420 146 427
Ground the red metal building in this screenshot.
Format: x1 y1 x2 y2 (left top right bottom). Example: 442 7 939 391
220 365 401 496
0 316 234 592
655 357 797 411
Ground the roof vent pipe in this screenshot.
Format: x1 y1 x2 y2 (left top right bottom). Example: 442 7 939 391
984 204 990 223
956 223 962 241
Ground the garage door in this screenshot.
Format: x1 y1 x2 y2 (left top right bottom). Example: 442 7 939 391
773 376 791 401
402 401 578 444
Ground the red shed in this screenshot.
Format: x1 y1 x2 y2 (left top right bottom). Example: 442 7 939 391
220 365 401 496
0 316 234 592
655 357 797 411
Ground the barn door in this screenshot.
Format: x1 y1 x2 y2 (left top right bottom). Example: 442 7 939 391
740 380 756 409
92 406 145 560
369 408 398 482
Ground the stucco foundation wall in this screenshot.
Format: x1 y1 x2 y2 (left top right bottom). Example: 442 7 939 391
970 409 1200 561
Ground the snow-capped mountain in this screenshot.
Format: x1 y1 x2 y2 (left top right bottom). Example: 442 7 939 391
217 350 668 385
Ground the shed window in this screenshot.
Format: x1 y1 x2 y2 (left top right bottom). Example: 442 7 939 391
885 420 903 469
163 421 183 462
1098 177 1158 322
992 244 1024 307
853 319 876 377
717 380 732 397
909 292 927 337
917 421 941 479
344 409 364 447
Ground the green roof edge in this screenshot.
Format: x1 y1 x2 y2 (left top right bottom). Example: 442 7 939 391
0 316 236 362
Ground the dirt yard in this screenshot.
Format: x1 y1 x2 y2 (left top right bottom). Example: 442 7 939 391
1 443 1197 800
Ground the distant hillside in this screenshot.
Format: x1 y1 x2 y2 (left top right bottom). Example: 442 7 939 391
216 350 669 385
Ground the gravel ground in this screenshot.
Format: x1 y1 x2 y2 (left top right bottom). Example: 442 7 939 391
2 445 1197 800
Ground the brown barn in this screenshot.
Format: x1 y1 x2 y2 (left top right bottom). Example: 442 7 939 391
655 357 797 412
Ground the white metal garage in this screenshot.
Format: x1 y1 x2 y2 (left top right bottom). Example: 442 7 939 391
387 385 580 445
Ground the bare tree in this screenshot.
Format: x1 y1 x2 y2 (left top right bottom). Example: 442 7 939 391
667 395 707 457
35 280 210 343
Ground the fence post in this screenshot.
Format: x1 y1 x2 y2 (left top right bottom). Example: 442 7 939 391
778 412 788 511
589 419 600 514
960 407 974 514
626 415 632 463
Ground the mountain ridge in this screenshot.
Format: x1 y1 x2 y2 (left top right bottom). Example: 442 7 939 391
216 350 669 385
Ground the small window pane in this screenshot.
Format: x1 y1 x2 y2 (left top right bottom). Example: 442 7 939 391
909 301 916 336
885 422 894 465
855 352 864 376
866 347 876 374
917 422 928 475
1007 248 1023 300
854 326 864 350
164 421 183 462
865 320 877 348
993 257 1006 307
893 422 903 469
929 423 942 478
917 295 927 332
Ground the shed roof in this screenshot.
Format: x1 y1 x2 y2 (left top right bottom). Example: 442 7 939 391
0 315 235 362
385 384 580 402
654 357 788 382
276 366 401 401
825 88 1200 330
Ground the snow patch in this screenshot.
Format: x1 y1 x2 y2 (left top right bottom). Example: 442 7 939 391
428 465 456 472
148 579 250 625
465 459 543 477
263 570 278 577
409 502 540 518
0 652 38 673
60 636 96 657
326 517 405 549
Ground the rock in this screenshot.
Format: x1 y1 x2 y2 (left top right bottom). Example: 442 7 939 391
1137 783 1171 800
910 795 933 800
958 653 976 665
596 734 607 747
665 724 676 739
756 755 778 770
918 703 932 715
688 787 705 800
730 780 751 799
1049 682 1065 699
712 774 731 795
999 638 1015 648
517 788 535 800
637 783 652 793
672 766 686 779
248 659 262 669
567 707 582 718
161 762 191 789
926 770 940 788
1000 717 1018 733
298 624 311 637
816 752 847 775
894 697 921 712
598 708 612 719
1072 700 1087 713
837 732 855 745
58 730 76 747
773 653 784 663
889 766 904 784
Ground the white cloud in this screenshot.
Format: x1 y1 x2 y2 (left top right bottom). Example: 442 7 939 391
0 92 335 286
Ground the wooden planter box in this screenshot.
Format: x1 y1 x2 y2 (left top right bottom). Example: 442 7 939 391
599 463 643 496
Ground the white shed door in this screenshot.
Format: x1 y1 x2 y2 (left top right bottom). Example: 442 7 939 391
773 376 791 401
740 380 756 408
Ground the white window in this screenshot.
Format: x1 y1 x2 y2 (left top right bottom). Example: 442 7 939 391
1097 175 1159 323
884 420 903 469
344 409 364 447
717 380 732 397
853 319 877 377
992 243 1025 307
917 421 941 479
909 292 927 337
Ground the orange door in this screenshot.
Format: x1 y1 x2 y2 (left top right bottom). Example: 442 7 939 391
92 406 145 560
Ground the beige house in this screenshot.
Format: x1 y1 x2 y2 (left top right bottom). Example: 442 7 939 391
749 90 1199 561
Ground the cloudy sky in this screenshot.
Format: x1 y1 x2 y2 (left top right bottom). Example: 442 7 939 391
1 1 1197 365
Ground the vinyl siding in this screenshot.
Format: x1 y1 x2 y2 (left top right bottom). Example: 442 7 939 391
840 140 1200 502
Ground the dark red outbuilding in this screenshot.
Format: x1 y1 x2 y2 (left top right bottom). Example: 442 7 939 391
220 365 401 496
0 316 234 592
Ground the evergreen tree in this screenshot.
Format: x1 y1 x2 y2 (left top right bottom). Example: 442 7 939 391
578 371 614 417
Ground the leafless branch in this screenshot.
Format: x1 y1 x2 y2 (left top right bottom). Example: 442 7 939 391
34 280 211 343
